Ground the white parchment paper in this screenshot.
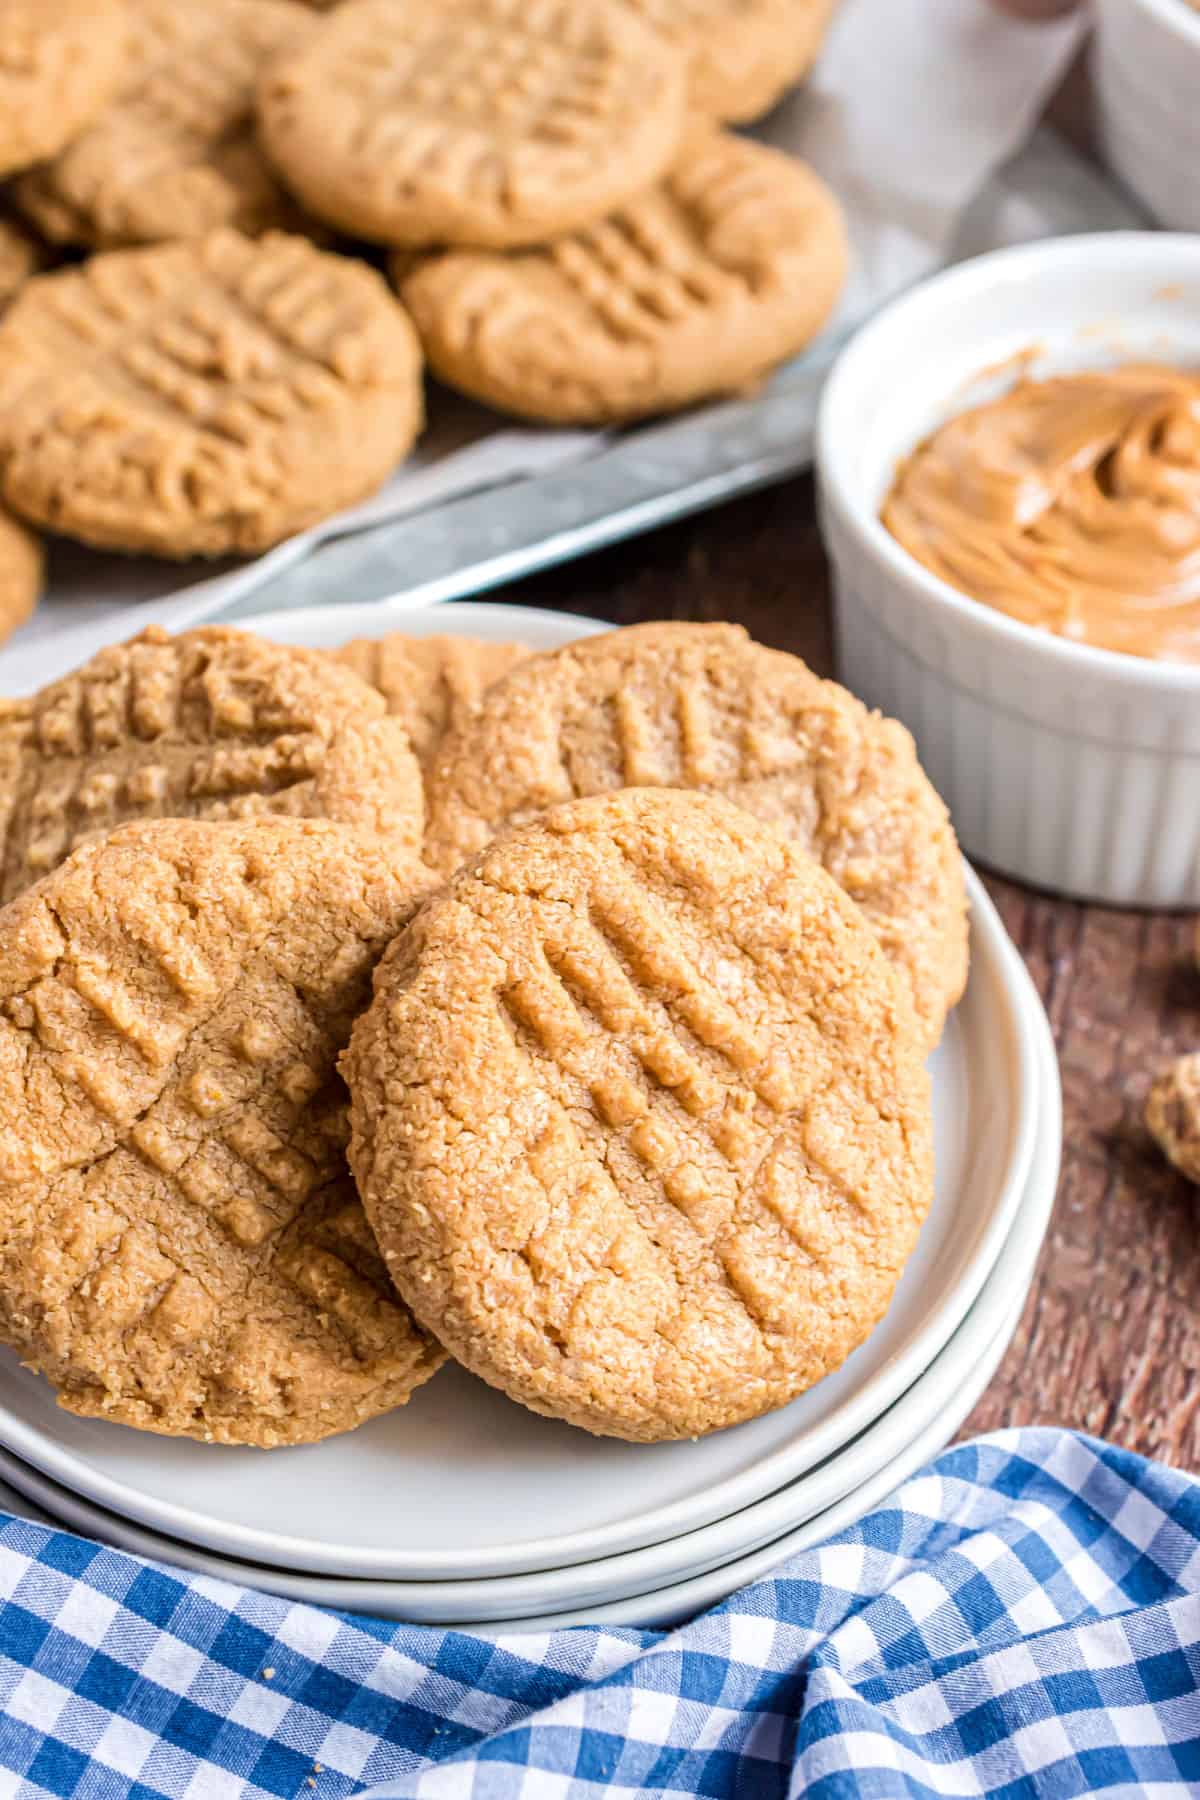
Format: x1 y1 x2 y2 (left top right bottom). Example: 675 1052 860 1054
0 0 1135 694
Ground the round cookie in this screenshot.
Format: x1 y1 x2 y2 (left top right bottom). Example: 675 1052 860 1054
345 788 933 1442
423 622 967 1051
398 131 846 423
0 0 129 179
0 817 443 1444
0 507 41 649
0 229 423 557
0 625 424 904
334 633 528 768
614 0 838 123
13 0 317 250
256 0 688 249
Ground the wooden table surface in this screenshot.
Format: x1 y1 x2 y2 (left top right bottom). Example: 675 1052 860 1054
496 472 1200 1470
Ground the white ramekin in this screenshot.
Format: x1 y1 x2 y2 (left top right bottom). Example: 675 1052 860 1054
1093 0 1200 232
816 232 1200 908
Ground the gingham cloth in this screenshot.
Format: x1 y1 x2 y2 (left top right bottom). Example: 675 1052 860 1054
0 1429 1198 1799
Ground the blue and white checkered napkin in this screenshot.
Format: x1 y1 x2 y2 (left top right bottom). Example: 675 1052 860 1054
0 1427 1198 1799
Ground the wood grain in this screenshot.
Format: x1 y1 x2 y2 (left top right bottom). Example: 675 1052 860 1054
494 472 1200 1469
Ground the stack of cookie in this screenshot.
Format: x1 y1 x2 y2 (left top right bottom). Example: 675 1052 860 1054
0 617 966 1449
0 0 846 640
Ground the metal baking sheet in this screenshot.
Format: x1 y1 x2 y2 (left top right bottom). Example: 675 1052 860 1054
218 344 839 623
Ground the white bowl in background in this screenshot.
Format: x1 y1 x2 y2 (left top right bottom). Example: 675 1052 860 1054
1093 0 1200 232
816 232 1200 907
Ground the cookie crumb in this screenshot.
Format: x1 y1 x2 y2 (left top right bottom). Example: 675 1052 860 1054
1146 1053 1200 1183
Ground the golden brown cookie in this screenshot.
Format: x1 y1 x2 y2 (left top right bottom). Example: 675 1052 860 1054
346 788 933 1441
0 229 423 558
13 0 318 251
334 633 528 767
1146 1053 1200 1184
0 0 129 179
256 0 688 249
0 816 442 1444
0 212 43 310
424 622 967 1051
0 506 41 648
0 625 424 904
614 0 837 122
398 131 846 423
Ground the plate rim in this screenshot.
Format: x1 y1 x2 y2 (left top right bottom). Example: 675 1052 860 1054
489 986 1060 1630
0 599 1046 1579
0 982 1057 1622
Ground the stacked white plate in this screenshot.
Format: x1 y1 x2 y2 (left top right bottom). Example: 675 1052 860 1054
0 602 1062 1632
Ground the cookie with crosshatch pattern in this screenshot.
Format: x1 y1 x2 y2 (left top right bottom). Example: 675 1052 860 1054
0 0 129 179
13 0 317 250
0 229 423 558
255 0 688 248
0 817 442 1444
334 633 529 768
345 788 933 1442
612 0 838 123
0 625 424 905
398 130 846 423
423 621 967 1052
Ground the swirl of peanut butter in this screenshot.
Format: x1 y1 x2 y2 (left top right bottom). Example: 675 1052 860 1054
881 364 1200 662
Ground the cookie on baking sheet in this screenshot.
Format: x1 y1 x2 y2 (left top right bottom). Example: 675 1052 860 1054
0 817 442 1445
424 622 967 1051
0 507 41 649
398 131 846 423
0 0 129 179
335 634 529 767
13 0 316 250
346 788 933 1442
256 0 688 248
0 625 424 904
0 230 423 558
16 0 226 241
614 0 837 122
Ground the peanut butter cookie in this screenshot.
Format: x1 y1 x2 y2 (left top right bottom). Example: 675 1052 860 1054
346 788 933 1441
0 817 442 1444
398 131 846 423
0 0 129 179
0 625 423 904
256 0 688 248
0 229 423 558
14 0 316 250
334 633 528 767
614 0 838 122
0 212 43 310
424 622 967 1050
0 507 41 649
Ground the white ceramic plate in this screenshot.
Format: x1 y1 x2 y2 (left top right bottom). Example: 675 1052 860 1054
0 601 1041 1581
0 989 1057 1625
506 1285 1032 1632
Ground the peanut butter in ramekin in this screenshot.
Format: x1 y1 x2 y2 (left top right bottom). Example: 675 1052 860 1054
882 364 1200 662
